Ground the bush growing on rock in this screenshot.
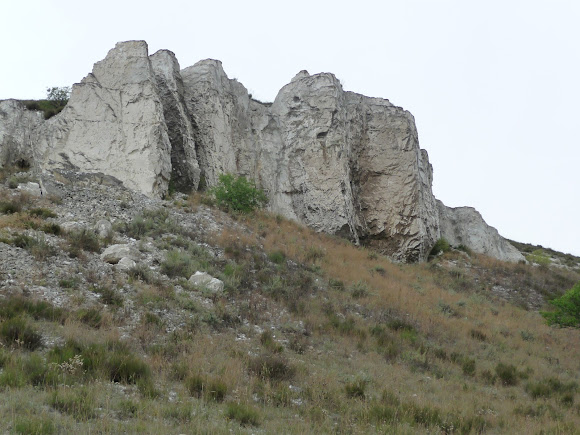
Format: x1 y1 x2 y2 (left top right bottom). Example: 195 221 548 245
429 238 450 257
210 174 267 213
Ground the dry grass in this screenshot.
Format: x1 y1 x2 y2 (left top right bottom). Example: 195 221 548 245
1 191 579 433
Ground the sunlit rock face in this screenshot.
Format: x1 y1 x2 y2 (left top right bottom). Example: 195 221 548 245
0 40 521 263
37 41 172 197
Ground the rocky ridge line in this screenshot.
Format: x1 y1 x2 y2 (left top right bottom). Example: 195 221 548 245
0 40 523 263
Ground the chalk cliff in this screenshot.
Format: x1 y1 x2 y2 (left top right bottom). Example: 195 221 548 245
0 40 523 263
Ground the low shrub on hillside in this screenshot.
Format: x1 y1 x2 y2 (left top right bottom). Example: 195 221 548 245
210 174 268 213
0 317 43 350
542 282 580 327
225 402 260 426
429 238 450 256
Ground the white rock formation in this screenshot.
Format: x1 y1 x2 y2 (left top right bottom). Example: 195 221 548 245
189 271 224 293
150 50 200 191
0 100 43 169
101 244 141 264
18 182 42 196
115 257 137 271
0 40 523 263
437 201 524 262
182 64 439 261
37 41 172 197
94 219 113 238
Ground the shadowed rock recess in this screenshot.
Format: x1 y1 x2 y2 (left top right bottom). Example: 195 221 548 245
0 40 523 263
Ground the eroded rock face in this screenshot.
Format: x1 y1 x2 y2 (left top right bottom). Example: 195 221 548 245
0 100 43 169
150 50 200 192
37 41 172 197
437 201 524 262
0 40 523 263
183 64 439 261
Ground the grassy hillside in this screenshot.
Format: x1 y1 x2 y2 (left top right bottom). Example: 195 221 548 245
0 173 579 434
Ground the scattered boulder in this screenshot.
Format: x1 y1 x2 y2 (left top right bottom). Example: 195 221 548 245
94 219 112 238
101 244 140 264
60 221 85 233
437 201 524 263
115 256 137 271
18 182 42 196
189 271 224 292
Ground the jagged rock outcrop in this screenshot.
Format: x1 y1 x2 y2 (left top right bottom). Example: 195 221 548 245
437 201 524 262
0 40 521 263
0 100 43 169
182 63 439 261
37 41 172 197
150 50 200 191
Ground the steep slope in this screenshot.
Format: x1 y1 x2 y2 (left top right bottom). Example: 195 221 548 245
0 171 578 433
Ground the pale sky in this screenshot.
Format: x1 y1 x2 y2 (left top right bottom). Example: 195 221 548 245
1 0 579 256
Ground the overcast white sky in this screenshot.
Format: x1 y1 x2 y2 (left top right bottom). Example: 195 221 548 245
1 0 579 256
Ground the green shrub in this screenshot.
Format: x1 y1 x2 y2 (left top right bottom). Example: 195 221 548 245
12 233 56 260
59 277 78 289
41 222 61 235
161 249 196 279
525 377 577 399
248 354 295 382
429 238 450 256
28 208 57 219
106 351 150 384
495 362 519 386
225 402 260 426
470 329 487 342
345 379 367 399
49 387 95 420
127 264 154 283
185 375 227 402
75 307 102 328
462 358 476 377
526 249 552 266
541 282 580 327
0 296 65 322
210 174 268 213
95 286 123 306
259 330 283 353
350 280 370 299
0 200 22 214
14 416 56 435
65 229 100 254
0 317 43 350
120 208 180 239
268 250 286 264
162 402 192 422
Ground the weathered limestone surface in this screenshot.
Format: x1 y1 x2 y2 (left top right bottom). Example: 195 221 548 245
437 201 524 262
0 100 43 168
183 64 439 261
37 41 172 197
0 40 522 263
150 50 200 191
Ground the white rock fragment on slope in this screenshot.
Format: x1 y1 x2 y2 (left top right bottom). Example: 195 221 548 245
188 271 224 292
101 244 140 264
94 219 112 238
115 257 136 271
18 182 42 196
